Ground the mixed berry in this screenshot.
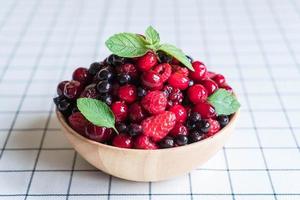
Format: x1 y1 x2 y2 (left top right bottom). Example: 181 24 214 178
53 26 240 150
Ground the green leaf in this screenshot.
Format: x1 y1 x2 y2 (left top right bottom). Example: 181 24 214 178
158 43 194 71
77 98 118 133
105 33 148 58
208 89 241 115
145 26 160 46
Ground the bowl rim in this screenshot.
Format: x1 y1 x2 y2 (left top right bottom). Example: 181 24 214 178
56 109 240 153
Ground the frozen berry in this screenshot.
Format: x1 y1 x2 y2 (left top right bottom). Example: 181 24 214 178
141 71 163 89
137 52 157 71
159 136 174 148
128 102 146 122
152 63 172 82
190 61 207 81
193 102 216 119
134 135 158 150
57 80 68 96
64 80 82 99
85 124 113 143
168 72 189 90
189 130 204 143
141 91 167 114
201 79 218 96
111 101 128 122
169 123 188 137
80 84 99 99
96 80 112 93
169 104 187 123
195 120 210 133
128 123 142 136
72 67 90 85
68 112 89 135
217 115 229 127
176 135 188 146
112 134 133 148
119 74 132 85
118 84 137 103
187 84 208 104
212 74 225 86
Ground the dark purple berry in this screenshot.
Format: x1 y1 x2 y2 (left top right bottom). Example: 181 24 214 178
217 115 229 127
176 135 188 146
159 136 175 148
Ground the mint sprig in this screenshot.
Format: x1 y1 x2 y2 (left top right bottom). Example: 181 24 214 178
77 98 118 133
105 26 194 71
208 89 240 115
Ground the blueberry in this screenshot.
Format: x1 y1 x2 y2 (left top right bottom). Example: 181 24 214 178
99 94 113 105
128 124 142 136
55 97 72 116
116 122 128 133
96 68 113 81
159 136 175 148
176 135 188 146
217 115 229 127
96 80 112 93
119 74 131 85
186 119 196 130
186 55 193 63
189 130 204 143
189 112 201 123
88 62 105 76
106 54 126 66
196 120 210 133
137 87 147 97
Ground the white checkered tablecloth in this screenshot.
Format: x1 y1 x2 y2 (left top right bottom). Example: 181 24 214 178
0 0 300 199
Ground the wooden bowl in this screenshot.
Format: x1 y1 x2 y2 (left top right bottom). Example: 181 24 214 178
56 110 239 182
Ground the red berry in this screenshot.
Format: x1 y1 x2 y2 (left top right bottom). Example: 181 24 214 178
80 84 99 99
206 118 221 137
190 61 207 81
221 83 233 93
128 102 146 123
118 84 137 103
168 72 189 90
85 124 113 142
112 134 133 148
169 104 187 123
141 91 167 114
207 71 217 79
141 111 176 142
201 79 218 96
68 112 90 135
134 135 158 150
152 63 172 82
187 84 208 104
119 63 138 79
57 81 68 96
111 101 128 122
137 52 157 72
212 74 226 86
169 123 188 137
141 71 163 89
193 102 216 119
64 80 82 99
72 67 90 85
172 65 189 76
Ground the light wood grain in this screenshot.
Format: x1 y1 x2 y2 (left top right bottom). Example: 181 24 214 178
56 110 240 182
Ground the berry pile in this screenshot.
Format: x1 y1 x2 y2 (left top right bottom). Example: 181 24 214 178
53 26 239 150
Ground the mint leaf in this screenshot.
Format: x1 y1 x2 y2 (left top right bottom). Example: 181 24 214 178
145 26 160 45
158 44 194 71
208 89 240 115
105 33 148 58
77 98 118 133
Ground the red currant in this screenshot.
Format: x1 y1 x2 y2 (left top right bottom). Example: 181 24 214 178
136 52 157 72
193 102 216 119
201 79 218 96
189 61 207 81
212 74 226 86
169 104 187 123
118 84 137 103
141 71 163 89
187 84 208 104
168 72 189 90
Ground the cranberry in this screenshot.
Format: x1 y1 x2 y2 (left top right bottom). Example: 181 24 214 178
212 74 226 86
169 104 187 123
112 134 133 148
168 72 189 90
111 101 128 122
72 67 90 85
189 61 207 81
63 80 82 99
128 102 146 123
169 123 188 137
118 84 137 103
80 84 99 99
57 80 68 96
201 79 218 96
172 65 189 76
221 83 233 93
119 63 138 79
85 124 113 143
152 63 172 82
136 52 157 71
193 102 216 119
141 71 163 89
187 84 208 104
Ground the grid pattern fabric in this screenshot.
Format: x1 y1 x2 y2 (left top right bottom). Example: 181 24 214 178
0 0 300 199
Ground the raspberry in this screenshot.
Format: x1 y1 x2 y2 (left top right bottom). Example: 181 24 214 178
152 63 172 82
141 111 176 141
168 87 183 103
137 52 157 72
112 134 133 148
141 71 163 89
168 72 189 90
206 118 220 137
118 84 137 103
111 101 128 122
141 91 167 114
190 61 207 81
187 84 208 104
193 102 216 119
128 102 146 123
68 112 90 135
172 65 189 76
85 124 113 142
201 79 218 96
169 123 188 137
134 135 158 150
169 104 187 123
